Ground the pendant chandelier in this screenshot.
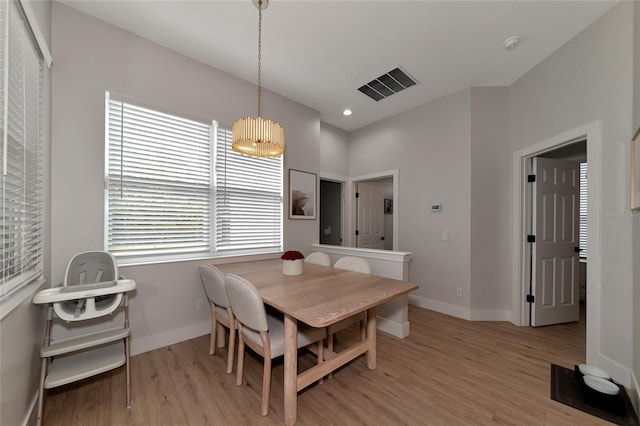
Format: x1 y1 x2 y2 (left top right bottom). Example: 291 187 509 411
231 0 285 158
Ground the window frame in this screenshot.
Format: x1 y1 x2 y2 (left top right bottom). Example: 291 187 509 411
0 0 47 301
104 94 283 265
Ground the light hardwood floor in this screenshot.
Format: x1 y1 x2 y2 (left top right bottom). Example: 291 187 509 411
42 305 612 425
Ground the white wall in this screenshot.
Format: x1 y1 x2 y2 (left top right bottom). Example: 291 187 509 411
349 89 472 310
509 2 634 382
469 87 510 315
49 3 321 353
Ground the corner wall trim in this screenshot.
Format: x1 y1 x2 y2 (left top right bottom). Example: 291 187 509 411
376 315 410 338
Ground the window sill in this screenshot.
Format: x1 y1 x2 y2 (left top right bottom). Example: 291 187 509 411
0 278 47 321
116 250 283 268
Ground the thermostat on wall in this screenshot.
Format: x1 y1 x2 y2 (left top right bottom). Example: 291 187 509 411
431 203 442 213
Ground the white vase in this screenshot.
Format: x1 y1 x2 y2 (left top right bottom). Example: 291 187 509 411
282 259 303 275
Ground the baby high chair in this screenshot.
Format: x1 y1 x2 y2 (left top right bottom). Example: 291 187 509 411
32 251 136 425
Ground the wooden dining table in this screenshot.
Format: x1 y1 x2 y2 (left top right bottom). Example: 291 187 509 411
216 258 418 425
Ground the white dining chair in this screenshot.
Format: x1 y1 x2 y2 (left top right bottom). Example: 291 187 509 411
199 264 236 374
304 251 331 266
225 274 326 416
327 256 372 355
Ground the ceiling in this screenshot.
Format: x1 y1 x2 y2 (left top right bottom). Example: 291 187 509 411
59 0 616 132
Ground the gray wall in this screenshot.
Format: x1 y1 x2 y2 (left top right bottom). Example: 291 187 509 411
350 89 472 308
633 0 640 402
469 87 510 311
49 3 321 354
319 122 350 177
509 2 634 376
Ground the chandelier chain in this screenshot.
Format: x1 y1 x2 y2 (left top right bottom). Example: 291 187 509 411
257 0 263 117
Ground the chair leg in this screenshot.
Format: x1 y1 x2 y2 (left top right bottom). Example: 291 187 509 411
209 302 217 355
36 357 47 426
226 325 235 374
317 340 324 385
125 335 132 408
261 357 272 416
236 332 245 386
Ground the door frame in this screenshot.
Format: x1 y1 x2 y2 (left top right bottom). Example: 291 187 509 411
511 121 601 365
348 170 399 250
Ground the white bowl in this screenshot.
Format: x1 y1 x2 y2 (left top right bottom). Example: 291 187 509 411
578 364 611 380
583 375 619 395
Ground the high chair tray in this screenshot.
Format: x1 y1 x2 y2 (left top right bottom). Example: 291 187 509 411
33 279 136 304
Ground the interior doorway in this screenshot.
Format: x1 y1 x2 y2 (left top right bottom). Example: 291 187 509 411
319 179 343 245
528 141 586 327
512 121 601 367
350 170 398 250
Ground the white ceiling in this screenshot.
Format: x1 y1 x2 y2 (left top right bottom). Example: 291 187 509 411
59 0 616 132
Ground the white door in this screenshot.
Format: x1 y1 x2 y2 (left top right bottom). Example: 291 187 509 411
531 157 580 326
356 182 385 249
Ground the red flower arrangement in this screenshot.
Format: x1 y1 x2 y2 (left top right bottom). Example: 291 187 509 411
281 250 305 261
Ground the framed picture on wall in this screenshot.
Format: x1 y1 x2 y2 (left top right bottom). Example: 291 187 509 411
632 126 640 210
384 199 393 214
289 169 317 220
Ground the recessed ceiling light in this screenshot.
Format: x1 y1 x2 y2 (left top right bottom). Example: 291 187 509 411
343 109 353 116
503 36 521 51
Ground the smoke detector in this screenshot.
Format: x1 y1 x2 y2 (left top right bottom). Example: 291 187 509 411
503 36 521 51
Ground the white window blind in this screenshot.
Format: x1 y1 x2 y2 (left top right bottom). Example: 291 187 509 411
579 162 587 258
106 94 212 260
214 127 282 253
1 0 44 298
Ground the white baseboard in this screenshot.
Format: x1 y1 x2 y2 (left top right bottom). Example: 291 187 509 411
376 315 410 338
131 320 211 355
408 295 511 322
22 392 38 426
409 294 471 320
590 352 633 388
629 370 639 416
470 309 512 321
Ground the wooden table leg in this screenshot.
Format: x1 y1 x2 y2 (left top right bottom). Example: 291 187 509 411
366 307 377 370
284 314 298 425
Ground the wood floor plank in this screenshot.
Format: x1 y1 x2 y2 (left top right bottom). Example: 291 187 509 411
42 305 619 426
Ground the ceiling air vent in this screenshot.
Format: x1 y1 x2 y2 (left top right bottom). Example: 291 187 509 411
357 67 417 102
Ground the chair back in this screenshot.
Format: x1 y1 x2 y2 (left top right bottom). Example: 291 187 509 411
224 274 269 332
199 264 230 308
64 251 118 286
304 252 331 266
334 256 371 274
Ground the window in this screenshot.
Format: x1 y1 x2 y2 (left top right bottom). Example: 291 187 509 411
214 128 282 253
579 162 587 258
106 94 282 262
1 0 45 299
106 94 212 260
